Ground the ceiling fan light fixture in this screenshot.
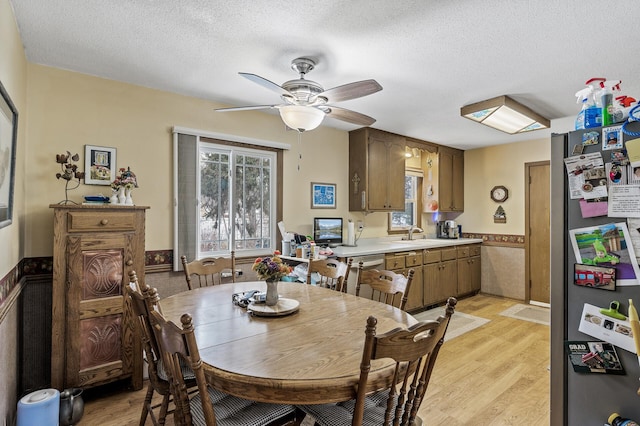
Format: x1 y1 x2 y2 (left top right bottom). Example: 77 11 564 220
460 95 550 134
279 105 325 132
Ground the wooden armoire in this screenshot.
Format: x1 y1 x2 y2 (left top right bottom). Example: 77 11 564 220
50 205 148 390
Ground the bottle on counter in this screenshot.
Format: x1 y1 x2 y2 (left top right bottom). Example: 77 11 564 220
609 413 640 426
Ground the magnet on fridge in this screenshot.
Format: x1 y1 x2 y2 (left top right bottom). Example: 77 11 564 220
599 301 627 321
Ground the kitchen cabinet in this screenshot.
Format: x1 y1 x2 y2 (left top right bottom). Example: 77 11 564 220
423 247 458 306
457 244 482 295
438 147 464 212
384 244 481 310
50 205 148 390
349 128 406 211
385 251 423 311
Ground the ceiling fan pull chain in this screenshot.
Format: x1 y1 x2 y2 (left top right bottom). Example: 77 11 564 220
297 131 302 171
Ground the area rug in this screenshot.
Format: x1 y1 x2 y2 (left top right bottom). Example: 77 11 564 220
413 307 490 341
499 304 550 326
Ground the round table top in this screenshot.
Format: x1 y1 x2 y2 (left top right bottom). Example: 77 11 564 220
160 281 418 404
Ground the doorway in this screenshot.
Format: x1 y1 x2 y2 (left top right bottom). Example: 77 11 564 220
525 161 550 305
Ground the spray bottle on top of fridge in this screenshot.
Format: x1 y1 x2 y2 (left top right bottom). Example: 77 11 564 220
574 84 600 129
599 79 622 126
586 78 606 127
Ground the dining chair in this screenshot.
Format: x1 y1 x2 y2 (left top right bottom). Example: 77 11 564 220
306 257 352 292
355 263 415 310
127 270 197 426
299 296 457 426
181 251 236 290
147 308 303 426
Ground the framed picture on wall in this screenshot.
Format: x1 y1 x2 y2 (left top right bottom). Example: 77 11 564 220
311 182 336 209
84 145 117 185
0 80 18 229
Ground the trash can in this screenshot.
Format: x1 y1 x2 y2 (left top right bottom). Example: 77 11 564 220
16 388 60 426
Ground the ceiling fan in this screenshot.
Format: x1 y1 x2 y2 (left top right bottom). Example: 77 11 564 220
215 57 383 132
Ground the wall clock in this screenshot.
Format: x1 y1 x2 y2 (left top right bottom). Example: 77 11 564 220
490 185 509 202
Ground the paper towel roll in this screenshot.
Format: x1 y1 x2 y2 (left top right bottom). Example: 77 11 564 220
346 221 355 246
17 388 60 426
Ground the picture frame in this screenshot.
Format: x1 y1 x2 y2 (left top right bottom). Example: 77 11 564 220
569 222 640 286
84 145 116 185
0 80 18 230
602 125 623 151
311 182 336 209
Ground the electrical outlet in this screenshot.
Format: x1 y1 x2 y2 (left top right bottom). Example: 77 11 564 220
357 220 364 231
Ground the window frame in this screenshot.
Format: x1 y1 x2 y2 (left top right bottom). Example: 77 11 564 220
388 171 423 234
173 128 288 270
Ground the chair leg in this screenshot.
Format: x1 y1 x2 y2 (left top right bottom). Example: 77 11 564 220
158 394 171 426
139 383 154 426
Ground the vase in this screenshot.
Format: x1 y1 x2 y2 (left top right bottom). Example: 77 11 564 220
265 280 279 306
117 187 126 205
125 188 134 205
109 190 119 205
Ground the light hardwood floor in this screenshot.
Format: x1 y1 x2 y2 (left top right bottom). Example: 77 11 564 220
80 294 549 425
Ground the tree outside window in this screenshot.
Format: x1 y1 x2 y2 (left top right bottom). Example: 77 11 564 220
198 144 275 257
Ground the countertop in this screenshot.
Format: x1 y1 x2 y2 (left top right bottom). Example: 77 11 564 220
328 236 484 258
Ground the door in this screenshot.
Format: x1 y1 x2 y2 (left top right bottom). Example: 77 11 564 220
367 135 389 210
404 266 423 311
66 232 136 387
526 161 550 304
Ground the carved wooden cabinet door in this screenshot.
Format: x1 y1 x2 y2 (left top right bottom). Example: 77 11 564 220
66 232 136 388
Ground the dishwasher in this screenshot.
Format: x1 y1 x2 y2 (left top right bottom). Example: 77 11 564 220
345 254 385 296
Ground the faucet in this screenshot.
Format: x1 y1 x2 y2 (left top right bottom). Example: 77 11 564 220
406 225 424 240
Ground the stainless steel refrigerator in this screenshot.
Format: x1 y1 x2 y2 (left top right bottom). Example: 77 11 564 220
551 121 640 425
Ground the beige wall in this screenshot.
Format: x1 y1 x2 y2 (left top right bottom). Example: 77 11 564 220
0 0 27 420
458 138 551 299
22 63 556 257
24 65 405 256
0 0 27 278
458 137 550 234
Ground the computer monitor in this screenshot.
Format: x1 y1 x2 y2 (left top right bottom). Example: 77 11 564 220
313 217 343 247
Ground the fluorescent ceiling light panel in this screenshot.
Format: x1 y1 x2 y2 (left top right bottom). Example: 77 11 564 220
461 95 550 134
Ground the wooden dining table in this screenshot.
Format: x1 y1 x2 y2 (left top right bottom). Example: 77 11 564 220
159 281 419 405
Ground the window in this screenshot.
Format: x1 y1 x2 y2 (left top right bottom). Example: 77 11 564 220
389 173 421 231
174 130 286 269
198 145 274 255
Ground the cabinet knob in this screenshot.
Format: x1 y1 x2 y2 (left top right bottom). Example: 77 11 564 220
126 260 133 266
100 219 109 225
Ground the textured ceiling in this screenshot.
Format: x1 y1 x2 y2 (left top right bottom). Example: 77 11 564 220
8 0 640 150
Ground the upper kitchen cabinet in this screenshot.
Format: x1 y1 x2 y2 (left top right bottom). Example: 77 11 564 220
349 128 406 211
438 147 464 212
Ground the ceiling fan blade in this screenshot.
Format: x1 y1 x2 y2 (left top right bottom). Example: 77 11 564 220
239 72 292 97
215 105 278 112
324 106 376 126
317 79 382 103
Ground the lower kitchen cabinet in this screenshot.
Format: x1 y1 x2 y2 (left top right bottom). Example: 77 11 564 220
384 243 481 311
404 266 423 311
423 247 458 306
385 251 423 311
457 244 482 296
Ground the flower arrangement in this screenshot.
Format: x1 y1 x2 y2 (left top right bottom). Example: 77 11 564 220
111 167 138 190
55 151 85 204
252 250 292 282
